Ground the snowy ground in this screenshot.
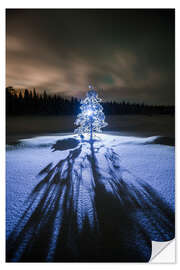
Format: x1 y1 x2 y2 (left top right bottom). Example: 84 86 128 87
6 131 175 262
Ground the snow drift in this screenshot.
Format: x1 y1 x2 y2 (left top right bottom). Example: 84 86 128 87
6 133 175 262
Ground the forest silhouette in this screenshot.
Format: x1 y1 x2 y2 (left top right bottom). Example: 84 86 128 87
6 87 174 116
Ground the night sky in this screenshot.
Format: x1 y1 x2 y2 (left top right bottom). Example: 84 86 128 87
6 9 175 105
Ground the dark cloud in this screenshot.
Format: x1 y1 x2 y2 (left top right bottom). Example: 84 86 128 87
6 9 175 105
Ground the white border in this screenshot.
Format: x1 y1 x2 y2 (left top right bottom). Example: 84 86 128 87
1 1 179 268
0 4 6 266
0 0 178 9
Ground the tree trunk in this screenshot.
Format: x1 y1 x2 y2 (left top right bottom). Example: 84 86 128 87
90 116 93 141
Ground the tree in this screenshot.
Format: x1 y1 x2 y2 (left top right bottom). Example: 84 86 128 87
74 84 108 140
33 88 37 99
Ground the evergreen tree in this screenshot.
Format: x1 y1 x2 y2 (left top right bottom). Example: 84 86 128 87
33 88 37 99
74 84 108 140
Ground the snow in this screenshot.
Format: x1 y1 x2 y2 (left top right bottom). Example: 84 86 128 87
6 133 175 262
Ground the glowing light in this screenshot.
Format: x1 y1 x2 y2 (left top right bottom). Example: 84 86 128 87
85 109 93 116
74 84 108 138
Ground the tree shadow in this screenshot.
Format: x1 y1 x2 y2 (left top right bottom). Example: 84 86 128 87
6 139 175 262
88 140 174 262
51 138 79 151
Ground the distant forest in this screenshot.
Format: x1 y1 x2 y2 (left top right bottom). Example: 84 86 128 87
6 87 175 116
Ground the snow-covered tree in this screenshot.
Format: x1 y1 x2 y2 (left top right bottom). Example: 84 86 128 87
74 84 108 140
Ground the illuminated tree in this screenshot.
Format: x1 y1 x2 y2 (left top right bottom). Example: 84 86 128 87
74 84 108 140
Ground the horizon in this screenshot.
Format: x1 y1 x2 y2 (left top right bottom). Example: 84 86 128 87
6 86 175 107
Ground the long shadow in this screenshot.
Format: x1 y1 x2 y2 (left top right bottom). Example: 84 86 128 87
6 139 175 262
7 143 100 262
88 140 174 262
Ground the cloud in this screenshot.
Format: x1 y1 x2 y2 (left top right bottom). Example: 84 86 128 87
6 9 175 105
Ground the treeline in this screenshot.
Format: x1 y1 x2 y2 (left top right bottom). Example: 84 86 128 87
6 87 175 116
